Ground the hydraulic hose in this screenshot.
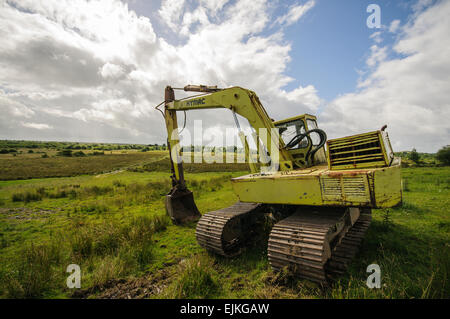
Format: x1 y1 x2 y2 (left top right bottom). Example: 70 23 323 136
284 128 327 164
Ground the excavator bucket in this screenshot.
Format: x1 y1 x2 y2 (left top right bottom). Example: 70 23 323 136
165 185 201 224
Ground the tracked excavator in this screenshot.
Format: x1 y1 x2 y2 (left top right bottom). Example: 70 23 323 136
160 85 402 284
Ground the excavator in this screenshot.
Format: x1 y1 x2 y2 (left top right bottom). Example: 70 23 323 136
160 84 402 284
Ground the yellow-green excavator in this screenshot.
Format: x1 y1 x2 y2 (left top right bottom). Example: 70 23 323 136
160 85 402 284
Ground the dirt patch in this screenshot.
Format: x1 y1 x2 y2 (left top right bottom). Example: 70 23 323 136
95 170 124 178
71 269 171 299
0 207 59 220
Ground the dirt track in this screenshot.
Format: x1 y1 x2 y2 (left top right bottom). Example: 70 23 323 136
71 269 171 299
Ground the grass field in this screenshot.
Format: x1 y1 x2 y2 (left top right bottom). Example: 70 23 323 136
0 151 448 299
0 151 168 180
0 150 250 180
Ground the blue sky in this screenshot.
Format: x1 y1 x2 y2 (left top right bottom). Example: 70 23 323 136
282 0 413 100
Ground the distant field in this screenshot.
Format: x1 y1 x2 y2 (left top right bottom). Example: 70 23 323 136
0 166 448 299
138 157 251 173
0 150 252 180
0 152 168 180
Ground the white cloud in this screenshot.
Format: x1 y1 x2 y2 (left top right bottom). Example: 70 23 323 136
100 63 126 79
369 31 383 43
389 19 401 33
199 0 229 14
366 45 387 67
276 1 315 26
412 0 434 12
22 122 52 130
1 94 35 118
159 0 186 32
281 85 321 111
180 6 209 36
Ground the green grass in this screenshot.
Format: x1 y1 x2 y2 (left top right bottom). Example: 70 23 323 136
166 256 221 298
0 166 448 299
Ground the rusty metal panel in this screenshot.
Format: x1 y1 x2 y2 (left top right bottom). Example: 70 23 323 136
320 175 370 204
327 131 388 170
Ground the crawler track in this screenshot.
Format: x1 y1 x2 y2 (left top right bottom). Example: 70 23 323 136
326 209 372 277
268 208 371 284
195 202 265 257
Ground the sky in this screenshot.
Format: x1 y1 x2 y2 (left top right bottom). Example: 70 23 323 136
0 0 449 152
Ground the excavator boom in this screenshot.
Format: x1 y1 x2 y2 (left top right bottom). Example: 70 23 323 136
163 85 295 223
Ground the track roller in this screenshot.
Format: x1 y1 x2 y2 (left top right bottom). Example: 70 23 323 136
268 207 371 284
195 202 266 256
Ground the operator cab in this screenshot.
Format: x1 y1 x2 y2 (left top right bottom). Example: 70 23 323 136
274 114 327 168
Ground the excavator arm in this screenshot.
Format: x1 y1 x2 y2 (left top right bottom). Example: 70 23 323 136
163 85 295 223
164 85 296 180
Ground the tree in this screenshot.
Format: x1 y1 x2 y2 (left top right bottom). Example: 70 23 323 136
73 151 86 157
436 146 450 166
409 148 420 164
59 149 73 157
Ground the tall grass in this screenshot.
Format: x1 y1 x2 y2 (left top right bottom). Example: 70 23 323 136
91 256 126 287
0 214 170 298
169 256 220 299
12 190 42 203
0 242 63 298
